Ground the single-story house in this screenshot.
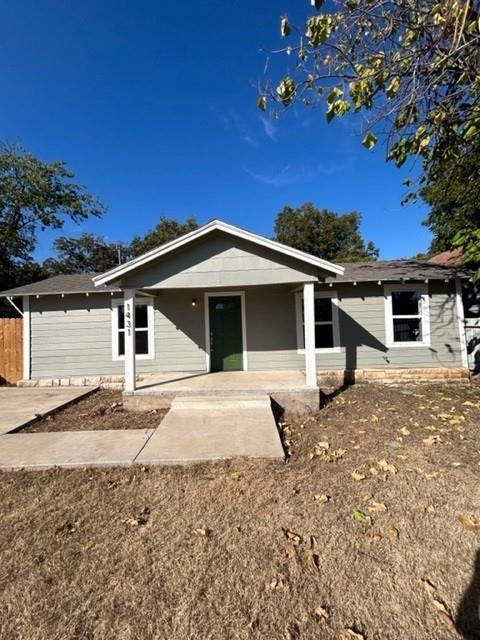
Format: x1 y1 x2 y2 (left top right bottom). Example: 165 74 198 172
0 219 471 399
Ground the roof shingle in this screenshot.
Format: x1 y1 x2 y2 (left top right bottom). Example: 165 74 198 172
0 273 120 297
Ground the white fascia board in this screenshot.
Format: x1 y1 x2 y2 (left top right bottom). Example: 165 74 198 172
93 219 344 287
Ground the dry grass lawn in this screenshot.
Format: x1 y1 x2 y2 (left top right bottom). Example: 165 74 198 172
1 383 480 640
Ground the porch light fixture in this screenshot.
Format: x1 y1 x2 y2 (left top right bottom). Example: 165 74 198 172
191 298 197 307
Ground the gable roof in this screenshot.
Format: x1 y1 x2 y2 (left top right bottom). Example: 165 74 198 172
0 273 120 298
0 259 470 298
325 259 470 283
92 219 345 287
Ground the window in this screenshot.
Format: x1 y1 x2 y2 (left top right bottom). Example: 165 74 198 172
295 291 340 352
112 299 155 360
384 284 430 347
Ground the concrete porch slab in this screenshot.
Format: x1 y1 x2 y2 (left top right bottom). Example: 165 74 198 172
0 429 155 470
126 371 320 420
136 394 285 465
0 387 98 436
134 370 309 394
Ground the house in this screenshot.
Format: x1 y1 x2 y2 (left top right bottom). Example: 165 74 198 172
0 219 471 408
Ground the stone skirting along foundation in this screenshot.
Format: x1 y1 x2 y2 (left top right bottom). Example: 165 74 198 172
17 367 470 391
318 367 470 393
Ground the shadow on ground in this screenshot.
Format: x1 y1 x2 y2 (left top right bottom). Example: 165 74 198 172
457 548 480 639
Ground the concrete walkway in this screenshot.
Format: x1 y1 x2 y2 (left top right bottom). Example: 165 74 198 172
0 387 97 435
0 429 155 470
136 394 285 465
0 392 284 470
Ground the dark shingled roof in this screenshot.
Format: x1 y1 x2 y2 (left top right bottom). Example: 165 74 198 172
0 259 470 297
325 259 470 283
0 273 121 297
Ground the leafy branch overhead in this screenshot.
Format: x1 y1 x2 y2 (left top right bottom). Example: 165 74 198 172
260 0 480 169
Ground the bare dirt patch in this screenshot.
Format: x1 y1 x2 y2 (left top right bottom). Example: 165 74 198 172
1 383 480 640
19 389 167 432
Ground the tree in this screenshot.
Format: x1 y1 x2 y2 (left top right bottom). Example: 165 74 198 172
129 216 199 257
43 234 132 275
260 0 480 269
0 143 106 266
421 140 480 260
274 203 379 262
0 143 106 314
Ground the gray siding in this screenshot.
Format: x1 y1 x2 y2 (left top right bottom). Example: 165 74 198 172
30 292 206 378
123 233 318 289
29 281 464 379
243 281 463 371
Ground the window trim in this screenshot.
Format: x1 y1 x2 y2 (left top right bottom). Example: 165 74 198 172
384 283 430 348
295 290 341 354
112 297 155 361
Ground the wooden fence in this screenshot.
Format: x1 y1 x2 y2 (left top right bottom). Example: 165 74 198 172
0 318 23 384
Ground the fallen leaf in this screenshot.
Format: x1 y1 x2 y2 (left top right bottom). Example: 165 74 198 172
353 509 371 526
352 470 366 482
459 514 480 530
422 579 456 631
368 500 387 513
306 552 321 574
378 459 397 474
269 577 286 590
341 629 365 640
283 528 302 545
314 605 330 620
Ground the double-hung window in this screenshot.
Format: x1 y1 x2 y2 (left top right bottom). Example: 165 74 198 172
112 299 155 360
295 291 340 352
384 284 430 347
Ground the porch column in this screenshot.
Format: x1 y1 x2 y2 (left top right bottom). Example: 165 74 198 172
303 282 317 387
124 288 136 393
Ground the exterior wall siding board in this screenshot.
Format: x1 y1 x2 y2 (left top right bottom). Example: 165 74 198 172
28 280 464 380
123 234 318 289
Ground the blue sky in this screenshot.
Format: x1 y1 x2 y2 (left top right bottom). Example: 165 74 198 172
1 0 431 262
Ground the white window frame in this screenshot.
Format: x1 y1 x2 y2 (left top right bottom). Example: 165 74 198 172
384 283 430 348
295 290 341 354
112 298 155 361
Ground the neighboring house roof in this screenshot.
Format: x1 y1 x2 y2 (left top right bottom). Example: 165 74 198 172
0 273 120 298
92 219 345 287
325 259 470 283
428 248 464 267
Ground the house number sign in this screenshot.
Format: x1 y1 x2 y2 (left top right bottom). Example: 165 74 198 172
125 302 133 337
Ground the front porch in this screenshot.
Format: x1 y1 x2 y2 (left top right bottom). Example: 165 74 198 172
123 370 321 419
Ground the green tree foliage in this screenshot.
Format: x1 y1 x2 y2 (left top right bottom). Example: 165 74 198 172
421 141 480 263
0 143 106 266
43 234 132 275
129 216 199 257
274 202 379 262
261 0 480 268
0 143 106 315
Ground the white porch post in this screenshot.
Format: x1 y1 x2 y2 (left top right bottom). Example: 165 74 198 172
124 288 136 393
303 282 317 387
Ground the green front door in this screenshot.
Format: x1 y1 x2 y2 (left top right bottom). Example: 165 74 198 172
209 295 243 371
